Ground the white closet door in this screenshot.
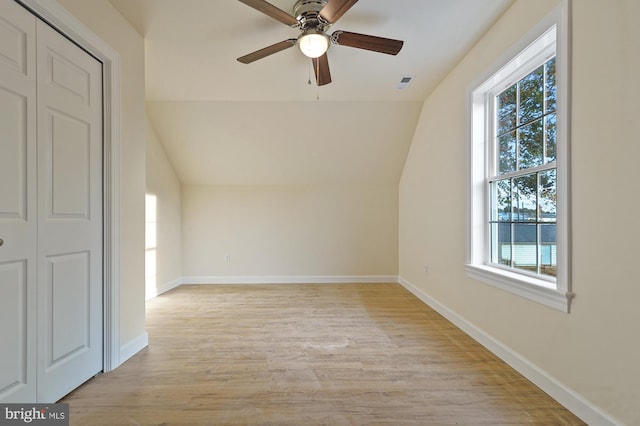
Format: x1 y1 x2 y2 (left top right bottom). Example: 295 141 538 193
0 0 37 403
35 20 103 402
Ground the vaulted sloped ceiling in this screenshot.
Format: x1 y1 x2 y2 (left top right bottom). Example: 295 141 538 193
110 0 515 185
146 101 422 185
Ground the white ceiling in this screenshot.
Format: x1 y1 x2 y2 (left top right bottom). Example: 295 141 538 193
109 0 514 185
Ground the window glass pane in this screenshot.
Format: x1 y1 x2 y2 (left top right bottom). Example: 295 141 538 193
518 66 544 125
483 50 560 284
497 85 517 135
545 113 557 163
513 224 537 273
498 131 517 174
545 57 557 112
518 118 544 169
493 179 512 221
540 224 557 277
513 174 537 222
539 169 556 222
492 222 512 266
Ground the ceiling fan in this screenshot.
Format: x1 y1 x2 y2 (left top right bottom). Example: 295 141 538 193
236 0 404 86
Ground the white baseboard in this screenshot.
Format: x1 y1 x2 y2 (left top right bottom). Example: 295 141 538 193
146 276 397 301
119 332 149 365
398 276 621 426
156 278 183 296
145 278 184 301
181 275 399 285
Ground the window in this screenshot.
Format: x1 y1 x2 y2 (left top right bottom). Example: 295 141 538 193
492 57 557 278
467 2 572 312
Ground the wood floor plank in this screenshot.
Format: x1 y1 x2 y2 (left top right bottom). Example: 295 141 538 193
61 283 585 425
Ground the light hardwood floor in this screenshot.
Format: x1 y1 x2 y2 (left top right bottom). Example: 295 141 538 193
62 283 585 425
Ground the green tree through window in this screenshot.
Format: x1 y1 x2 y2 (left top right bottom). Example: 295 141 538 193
490 58 557 277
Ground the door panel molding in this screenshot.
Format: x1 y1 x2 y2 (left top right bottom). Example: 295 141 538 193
0 88 28 220
17 0 122 372
0 260 28 395
46 109 91 219
47 251 90 365
0 0 37 402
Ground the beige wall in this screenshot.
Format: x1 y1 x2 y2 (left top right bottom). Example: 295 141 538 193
146 101 421 187
145 116 182 297
182 184 398 278
57 0 147 349
399 0 640 424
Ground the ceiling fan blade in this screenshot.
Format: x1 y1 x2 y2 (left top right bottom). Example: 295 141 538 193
332 30 403 55
312 53 332 86
237 0 299 26
237 39 297 64
319 0 359 24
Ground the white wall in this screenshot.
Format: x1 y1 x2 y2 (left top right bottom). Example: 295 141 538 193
145 116 182 297
399 0 640 424
57 0 147 352
182 184 398 280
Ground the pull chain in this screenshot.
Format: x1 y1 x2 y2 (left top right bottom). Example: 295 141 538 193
315 58 320 100
307 60 320 100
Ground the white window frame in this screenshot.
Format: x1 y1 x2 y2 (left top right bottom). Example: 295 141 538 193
466 1 572 312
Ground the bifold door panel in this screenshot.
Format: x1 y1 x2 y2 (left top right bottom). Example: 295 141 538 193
0 0 103 403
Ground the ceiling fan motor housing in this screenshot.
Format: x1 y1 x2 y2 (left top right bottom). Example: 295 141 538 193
294 0 329 31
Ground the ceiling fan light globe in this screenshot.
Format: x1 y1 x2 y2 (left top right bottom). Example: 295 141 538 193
298 32 329 58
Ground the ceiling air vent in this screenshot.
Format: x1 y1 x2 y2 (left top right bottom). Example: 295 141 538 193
397 75 414 90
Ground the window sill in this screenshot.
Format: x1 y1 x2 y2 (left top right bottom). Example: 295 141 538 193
465 264 573 312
